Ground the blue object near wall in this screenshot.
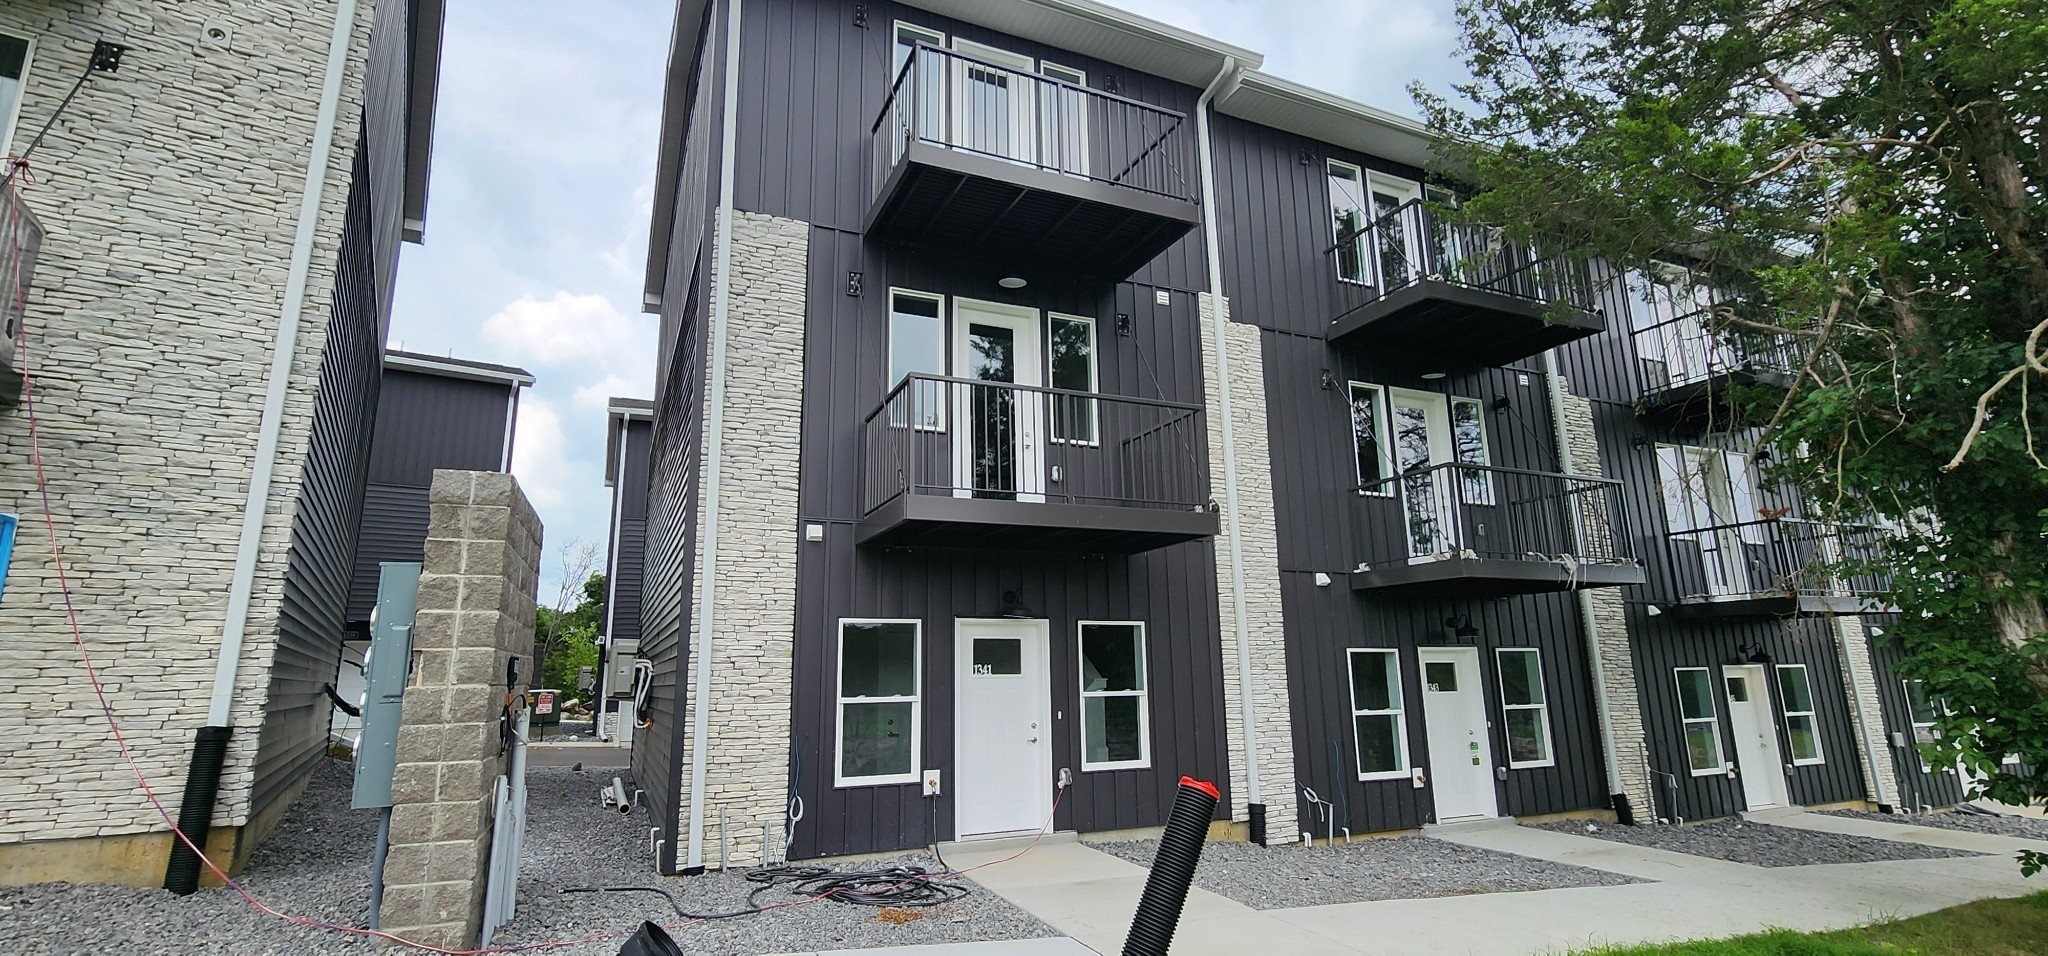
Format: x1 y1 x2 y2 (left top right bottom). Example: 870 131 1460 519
0 513 17 604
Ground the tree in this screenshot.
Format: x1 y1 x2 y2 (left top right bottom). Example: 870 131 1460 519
536 541 604 694
1418 0 2047 838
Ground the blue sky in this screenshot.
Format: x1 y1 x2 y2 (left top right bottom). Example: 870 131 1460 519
385 0 1469 602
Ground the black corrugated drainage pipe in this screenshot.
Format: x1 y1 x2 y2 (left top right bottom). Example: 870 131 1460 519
1121 776 1220 956
618 920 685 956
163 725 232 895
1247 802 1266 845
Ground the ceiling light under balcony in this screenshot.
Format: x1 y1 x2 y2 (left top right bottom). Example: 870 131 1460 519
1419 371 1447 380
998 276 1028 290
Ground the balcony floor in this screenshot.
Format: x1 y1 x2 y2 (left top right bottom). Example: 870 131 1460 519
1671 592 1885 619
859 494 1219 554
1327 279 1606 369
1637 366 1795 433
867 142 1200 280
1350 556 1644 597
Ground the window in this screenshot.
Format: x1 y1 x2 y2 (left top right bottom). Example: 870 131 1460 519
0 34 26 158
1904 679 1942 773
1329 160 1369 283
836 620 921 786
893 22 945 75
1049 313 1097 443
889 289 944 429
1036 62 1089 177
1774 664 1823 765
1497 649 1555 768
1079 623 1148 770
1348 649 1408 779
1675 668 1726 775
1450 397 1493 505
1349 382 1390 493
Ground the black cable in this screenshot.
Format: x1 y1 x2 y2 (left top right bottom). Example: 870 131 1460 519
561 862 974 925
3 43 119 191
561 885 759 922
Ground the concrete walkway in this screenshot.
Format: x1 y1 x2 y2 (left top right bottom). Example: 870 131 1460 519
924 812 2044 956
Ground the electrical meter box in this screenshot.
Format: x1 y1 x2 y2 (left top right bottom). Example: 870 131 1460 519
605 638 639 699
352 562 421 810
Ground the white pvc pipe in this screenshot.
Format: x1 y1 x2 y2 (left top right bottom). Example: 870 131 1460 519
1193 57 1262 815
685 0 746 873
207 0 360 726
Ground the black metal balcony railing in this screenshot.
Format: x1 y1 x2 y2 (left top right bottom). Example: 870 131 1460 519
1 177 44 347
871 44 1196 206
1353 463 1632 567
861 374 1207 516
1667 518 1891 604
1330 199 1596 321
1634 307 1805 393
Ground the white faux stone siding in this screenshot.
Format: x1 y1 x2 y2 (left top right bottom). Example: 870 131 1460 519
0 1 374 845
676 211 806 868
1833 616 1899 806
1558 385 1655 817
1200 295 1298 841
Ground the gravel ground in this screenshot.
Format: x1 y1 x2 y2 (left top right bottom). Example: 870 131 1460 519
1822 807 2048 841
1088 835 1642 910
0 759 1056 956
535 719 595 740
1533 818 1986 866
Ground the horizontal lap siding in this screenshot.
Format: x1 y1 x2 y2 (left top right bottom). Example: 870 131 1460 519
349 483 431 621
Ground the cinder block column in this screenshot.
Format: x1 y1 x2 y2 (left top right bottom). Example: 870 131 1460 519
1833 616 1900 807
1199 294 1298 842
677 210 805 869
1557 388 1655 819
378 471 541 949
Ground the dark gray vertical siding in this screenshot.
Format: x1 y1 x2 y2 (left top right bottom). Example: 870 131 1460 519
605 419 653 644
1866 619 1969 808
362 0 413 319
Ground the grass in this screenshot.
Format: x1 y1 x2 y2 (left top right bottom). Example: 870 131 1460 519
1569 892 2048 955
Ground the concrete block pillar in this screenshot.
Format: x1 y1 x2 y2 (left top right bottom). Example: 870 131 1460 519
378 470 542 949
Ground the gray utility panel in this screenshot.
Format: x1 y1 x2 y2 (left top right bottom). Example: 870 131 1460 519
353 561 422 810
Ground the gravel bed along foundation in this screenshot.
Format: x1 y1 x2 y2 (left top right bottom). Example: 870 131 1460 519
0 759 1057 956
1533 817 1986 866
1087 834 1643 910
1821 807 2048 842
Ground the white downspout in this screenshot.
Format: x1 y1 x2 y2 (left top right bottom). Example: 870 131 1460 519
1541 350 1628 804
1195 57 1263 819
685 0 745 873
206 0 359 726
602 414 630 702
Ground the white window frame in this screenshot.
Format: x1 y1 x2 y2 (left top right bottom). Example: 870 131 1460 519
1328 159 1370 284
1903 678 1942 773
1774 663 1824 766
0 32 30 160
1349 381 1393 495
835 618 923 788
892 21 946 75
1047 312 1099 446
1496 648 1555 769
888 287 947 431
1347 648 1409 780
1675 667 1727 776
1450 396 1495 506
1078 621 1150 772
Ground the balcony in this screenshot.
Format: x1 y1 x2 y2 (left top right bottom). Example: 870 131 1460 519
859 375 1218 553
1666 519 1891 619
1634 308 1802 433
1325 201 1605 369
0 178 45 405
868 45 1201 280
1349 463 1643 596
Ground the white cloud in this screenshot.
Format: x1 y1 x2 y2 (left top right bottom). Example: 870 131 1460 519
509 396 570 513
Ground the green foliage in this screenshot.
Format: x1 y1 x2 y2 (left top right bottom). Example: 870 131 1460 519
537 571 605 694
1424 0 2048 818
1568 891 2048 954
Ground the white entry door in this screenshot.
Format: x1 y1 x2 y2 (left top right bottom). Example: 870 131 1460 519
954 619 1052 838
1722 665 1790 810
950 39 1038 167
1390 390 1456 559
952 298 1045 502
1419 647 1497 821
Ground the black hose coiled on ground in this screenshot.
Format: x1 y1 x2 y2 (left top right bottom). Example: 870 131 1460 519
565 862 972 926
1121 776 1220 956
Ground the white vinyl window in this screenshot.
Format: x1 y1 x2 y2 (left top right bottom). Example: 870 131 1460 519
1903 679 1942 773
1450 396 1494 505
1049 313 1097 444
889 289 945 429
1675 667 1726 775
1329 160 1369 284
1774 664 1824 765
1497 648 1555 768
1349 381 1391 494
836 620 922 786
0 34 27 159
893 22 945 75
1348 649 1408 779
1079 622 1148 771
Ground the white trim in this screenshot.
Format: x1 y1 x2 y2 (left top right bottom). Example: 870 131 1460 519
500 384 520 471
893 21 947 74
1326 159 1368 285
888 287 947 431
835 619 924 788
1038 60 1085 84
1047 312 1099 446
0 32 35 161
1450 396 1494 506
1774 664 1825 766
1675 667 1727 777
1495 648 1556 770
384 351 536 386
1347 381 1392 495
952 36 1035 71
1347 648 1409 781
1078 621 1150 772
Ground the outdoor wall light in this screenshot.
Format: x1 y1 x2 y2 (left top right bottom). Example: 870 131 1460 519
1735 641 1773 664
998 276 1028 290
1491 396 1512 413
1443 614 1480 640
1320 369 1336 390
999 589 1037 619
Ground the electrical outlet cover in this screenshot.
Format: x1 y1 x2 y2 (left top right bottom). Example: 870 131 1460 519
922 769 942 796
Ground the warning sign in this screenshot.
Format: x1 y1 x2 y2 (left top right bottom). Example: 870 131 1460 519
534 690 556 716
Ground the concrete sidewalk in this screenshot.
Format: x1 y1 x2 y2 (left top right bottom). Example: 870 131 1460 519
920 812 2042 956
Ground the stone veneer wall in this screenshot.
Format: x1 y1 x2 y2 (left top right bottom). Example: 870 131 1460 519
379 470 542 950
1832 615 1900 807
675 210 807 869
1557 384 1655 818
1200 294 1298 843
0 0 374 880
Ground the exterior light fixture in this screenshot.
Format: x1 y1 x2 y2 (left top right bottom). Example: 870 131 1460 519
1734 640 1773 664
999 589 1036 619
1443 614 1480 641
1320 369 1336 390
998 276 1028 290
1419 371 1447 381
